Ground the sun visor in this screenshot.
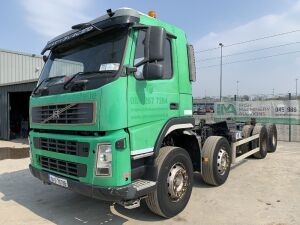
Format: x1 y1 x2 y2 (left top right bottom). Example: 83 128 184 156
41 14 139 55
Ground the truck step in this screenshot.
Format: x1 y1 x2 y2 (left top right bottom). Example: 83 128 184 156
132 179 156 191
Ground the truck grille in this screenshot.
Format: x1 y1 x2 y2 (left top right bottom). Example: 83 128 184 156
39 156 87 177
31 102 95 125
33 137 89 157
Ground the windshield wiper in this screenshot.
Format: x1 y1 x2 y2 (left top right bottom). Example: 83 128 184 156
32 75 65 95
63 71 113 90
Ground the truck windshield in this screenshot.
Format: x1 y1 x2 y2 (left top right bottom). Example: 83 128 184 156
35 28 128 95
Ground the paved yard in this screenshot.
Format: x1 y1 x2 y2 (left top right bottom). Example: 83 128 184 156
0 139 29 148
0 141 299 225
0 139 29 160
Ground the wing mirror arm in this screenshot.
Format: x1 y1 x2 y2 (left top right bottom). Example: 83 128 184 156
134 59 148 68
125 66 138 75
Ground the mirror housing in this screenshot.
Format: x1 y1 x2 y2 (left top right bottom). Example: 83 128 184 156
134 26 166 68
145 26 166 62
187 45 196 82
143 63 164 80
42 55 48 63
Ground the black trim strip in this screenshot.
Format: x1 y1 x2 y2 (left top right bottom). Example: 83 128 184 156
33 137 90 157
39 156 87 177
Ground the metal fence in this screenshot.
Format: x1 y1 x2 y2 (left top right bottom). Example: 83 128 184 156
215 99 300 142
193 97 300 142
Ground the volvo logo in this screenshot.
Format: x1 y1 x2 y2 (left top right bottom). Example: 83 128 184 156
52 110 61 119
41 103 77 124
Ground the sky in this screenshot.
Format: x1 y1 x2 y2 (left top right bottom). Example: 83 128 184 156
0 0 299 97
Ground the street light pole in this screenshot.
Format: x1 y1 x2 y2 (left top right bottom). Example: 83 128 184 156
219 43 223 102
296 78 298 98
236 80 239 100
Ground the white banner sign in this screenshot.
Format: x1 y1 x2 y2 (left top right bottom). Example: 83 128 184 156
214 100 300 124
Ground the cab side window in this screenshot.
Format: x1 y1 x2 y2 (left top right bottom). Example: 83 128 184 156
162 39 172 79
134 30 173 79
134 30 146 66
134 30 146 79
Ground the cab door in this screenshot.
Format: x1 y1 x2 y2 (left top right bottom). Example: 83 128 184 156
127 28 179 152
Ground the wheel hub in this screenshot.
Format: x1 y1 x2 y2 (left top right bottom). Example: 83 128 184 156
217 148 229 175
167 163 188 201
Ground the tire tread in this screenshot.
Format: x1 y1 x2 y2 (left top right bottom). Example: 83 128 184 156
266 124 277 153
252 125 268 159
202 136 223 186
145 146 176 218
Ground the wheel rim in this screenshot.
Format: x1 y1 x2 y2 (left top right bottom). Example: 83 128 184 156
217 148 230 175
167 163 188 202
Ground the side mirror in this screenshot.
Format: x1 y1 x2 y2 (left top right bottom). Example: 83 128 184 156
42 55 48 63
187 45 196 82
145 26 166 62
143 63 163 80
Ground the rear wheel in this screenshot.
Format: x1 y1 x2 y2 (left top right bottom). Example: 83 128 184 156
145 146 193 218
252 125 268 159
239 125 254 154
201 136 231 186
266 124 277 153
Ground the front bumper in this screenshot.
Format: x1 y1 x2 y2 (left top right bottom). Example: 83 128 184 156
29 164 155 202
29 129 131 187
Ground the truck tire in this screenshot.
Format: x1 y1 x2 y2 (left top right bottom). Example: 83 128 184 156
201 136 231 186
240 125 254 154
252 125 268 159
266 124 277 153
145 146 193 218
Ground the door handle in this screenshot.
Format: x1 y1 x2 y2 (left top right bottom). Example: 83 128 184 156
170 103 179 110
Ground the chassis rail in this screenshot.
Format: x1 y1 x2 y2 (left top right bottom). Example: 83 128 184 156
231 134 260 164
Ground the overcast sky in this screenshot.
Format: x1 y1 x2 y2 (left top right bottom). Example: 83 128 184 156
0 0 299 97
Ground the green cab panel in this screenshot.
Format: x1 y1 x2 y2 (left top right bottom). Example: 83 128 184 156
127 17 180 153
30 75 128 132
128 120 166 153
126 15 192 153
99 77 128 131
179 94 193 117
139 15 192 95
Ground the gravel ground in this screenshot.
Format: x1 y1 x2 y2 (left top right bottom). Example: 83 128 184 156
0 141 299 225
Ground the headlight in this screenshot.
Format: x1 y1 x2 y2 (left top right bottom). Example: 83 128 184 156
95 144 112 176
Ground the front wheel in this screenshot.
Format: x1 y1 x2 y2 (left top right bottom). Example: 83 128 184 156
145 146 193 218
201 136 231 186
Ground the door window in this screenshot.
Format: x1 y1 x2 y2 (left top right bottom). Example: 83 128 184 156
134 30 173 79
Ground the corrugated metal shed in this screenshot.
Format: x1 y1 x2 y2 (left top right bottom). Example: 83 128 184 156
0 82 37 140
0 48 43 86
0 49 43 140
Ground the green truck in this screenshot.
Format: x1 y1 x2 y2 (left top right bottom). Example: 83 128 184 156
29 8 278 218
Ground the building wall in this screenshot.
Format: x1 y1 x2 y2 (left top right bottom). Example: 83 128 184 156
0 82 37 140
0 49 43 86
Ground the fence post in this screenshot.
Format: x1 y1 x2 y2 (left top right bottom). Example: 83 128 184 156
289 93 292 142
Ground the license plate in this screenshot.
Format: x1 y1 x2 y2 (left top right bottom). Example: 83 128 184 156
49 174 68 188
